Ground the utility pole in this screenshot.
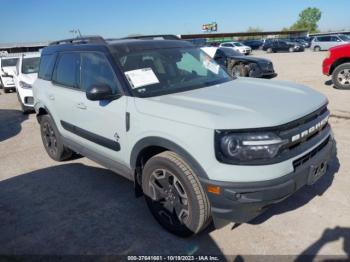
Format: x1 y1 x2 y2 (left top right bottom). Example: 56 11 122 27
69 29 82 38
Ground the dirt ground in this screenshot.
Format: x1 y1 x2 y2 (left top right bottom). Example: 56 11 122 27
0 49 349 260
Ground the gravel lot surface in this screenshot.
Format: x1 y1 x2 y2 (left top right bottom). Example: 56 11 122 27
0 50 349 259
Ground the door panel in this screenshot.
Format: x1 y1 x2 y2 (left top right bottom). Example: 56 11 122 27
73 52 129 165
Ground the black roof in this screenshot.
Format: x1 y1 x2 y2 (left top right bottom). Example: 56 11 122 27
108 39 193 56
42 36 193 56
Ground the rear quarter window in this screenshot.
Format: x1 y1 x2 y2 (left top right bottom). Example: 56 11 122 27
38 54 56 80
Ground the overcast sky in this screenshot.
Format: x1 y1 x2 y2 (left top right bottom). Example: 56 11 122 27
1 0 349 43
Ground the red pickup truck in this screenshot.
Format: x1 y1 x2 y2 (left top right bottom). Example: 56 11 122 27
323 43 350 89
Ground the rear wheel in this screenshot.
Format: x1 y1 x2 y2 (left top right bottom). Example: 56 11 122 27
40 114 73 161
332 63 350 90
314 46 321 52
289 47 294 52
267 47 273 53
142 151 211 237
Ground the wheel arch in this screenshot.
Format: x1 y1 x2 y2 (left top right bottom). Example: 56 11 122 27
330 57 350 74
130 136 209 196
35 104 50 123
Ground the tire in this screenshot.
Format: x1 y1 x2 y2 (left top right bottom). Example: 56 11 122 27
3 88 9 93
231 64 248 77
267 48 273 53
40 114 73 161
332 63 350 90
314 46 321 52
142 151 211 237
289 47 294 52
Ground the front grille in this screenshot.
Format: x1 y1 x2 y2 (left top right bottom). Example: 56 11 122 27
261 62 273 71
279 108 329 152
293 136 330 169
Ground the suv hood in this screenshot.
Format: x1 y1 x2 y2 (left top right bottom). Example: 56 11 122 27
134 78 327 130
20 73 38 84
228 55 271 64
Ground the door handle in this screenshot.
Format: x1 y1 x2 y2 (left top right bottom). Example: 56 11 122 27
76 102 87 110
49 94 55 101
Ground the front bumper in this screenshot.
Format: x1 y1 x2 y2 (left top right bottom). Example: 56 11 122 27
1 76 15 88
200 135 335 228
322 58 332 75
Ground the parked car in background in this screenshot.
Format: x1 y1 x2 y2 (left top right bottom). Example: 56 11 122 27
219 41 252 55
323 43 350 89
13 52 40 113
0 55 19 93
262 40 304 53
242 40 263 50
290 38 310 48
311 34 350 51
201 46 276 78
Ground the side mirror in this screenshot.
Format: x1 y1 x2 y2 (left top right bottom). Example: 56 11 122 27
86 84 120 101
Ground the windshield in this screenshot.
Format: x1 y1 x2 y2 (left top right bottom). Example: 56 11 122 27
233 42 243 47
339 34 350 41
1 58 18 68
115 47 232 97
21 57 40 74
220 47 242 57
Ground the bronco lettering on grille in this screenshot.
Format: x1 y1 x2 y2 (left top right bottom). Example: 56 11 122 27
291 115 329 143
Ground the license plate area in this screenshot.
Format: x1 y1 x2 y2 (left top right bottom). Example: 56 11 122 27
308 161 328 185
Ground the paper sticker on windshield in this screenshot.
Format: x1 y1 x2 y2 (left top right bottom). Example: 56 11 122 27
203 59 220 74
124 68 159 89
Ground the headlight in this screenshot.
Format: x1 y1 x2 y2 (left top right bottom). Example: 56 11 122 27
19 81 32 89
215 131 288 164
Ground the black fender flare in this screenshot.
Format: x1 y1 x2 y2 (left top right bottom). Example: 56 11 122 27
130 136 209 179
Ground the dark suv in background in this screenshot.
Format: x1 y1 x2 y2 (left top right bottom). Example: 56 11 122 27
262 40 305 53
242 40 263 50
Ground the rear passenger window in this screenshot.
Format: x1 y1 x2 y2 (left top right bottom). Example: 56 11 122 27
53 53 80 88
38 54 56 80
80 52 118 92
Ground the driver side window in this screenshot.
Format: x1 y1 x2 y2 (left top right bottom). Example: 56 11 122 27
81 52 119 93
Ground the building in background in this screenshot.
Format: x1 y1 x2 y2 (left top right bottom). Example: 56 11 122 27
0 41 49 54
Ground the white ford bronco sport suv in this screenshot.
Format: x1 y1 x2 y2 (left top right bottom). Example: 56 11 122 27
33 36 335 237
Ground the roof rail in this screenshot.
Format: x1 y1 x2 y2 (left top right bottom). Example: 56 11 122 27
49 36 106 46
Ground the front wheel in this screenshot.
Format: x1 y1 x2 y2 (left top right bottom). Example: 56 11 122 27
40 114 73 161
314 46 321 52
142 151 211 237
332 63 350 89
231 64 248 77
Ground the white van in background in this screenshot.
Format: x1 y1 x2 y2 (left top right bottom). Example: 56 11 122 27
13 53 40 113
311 34 350 51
